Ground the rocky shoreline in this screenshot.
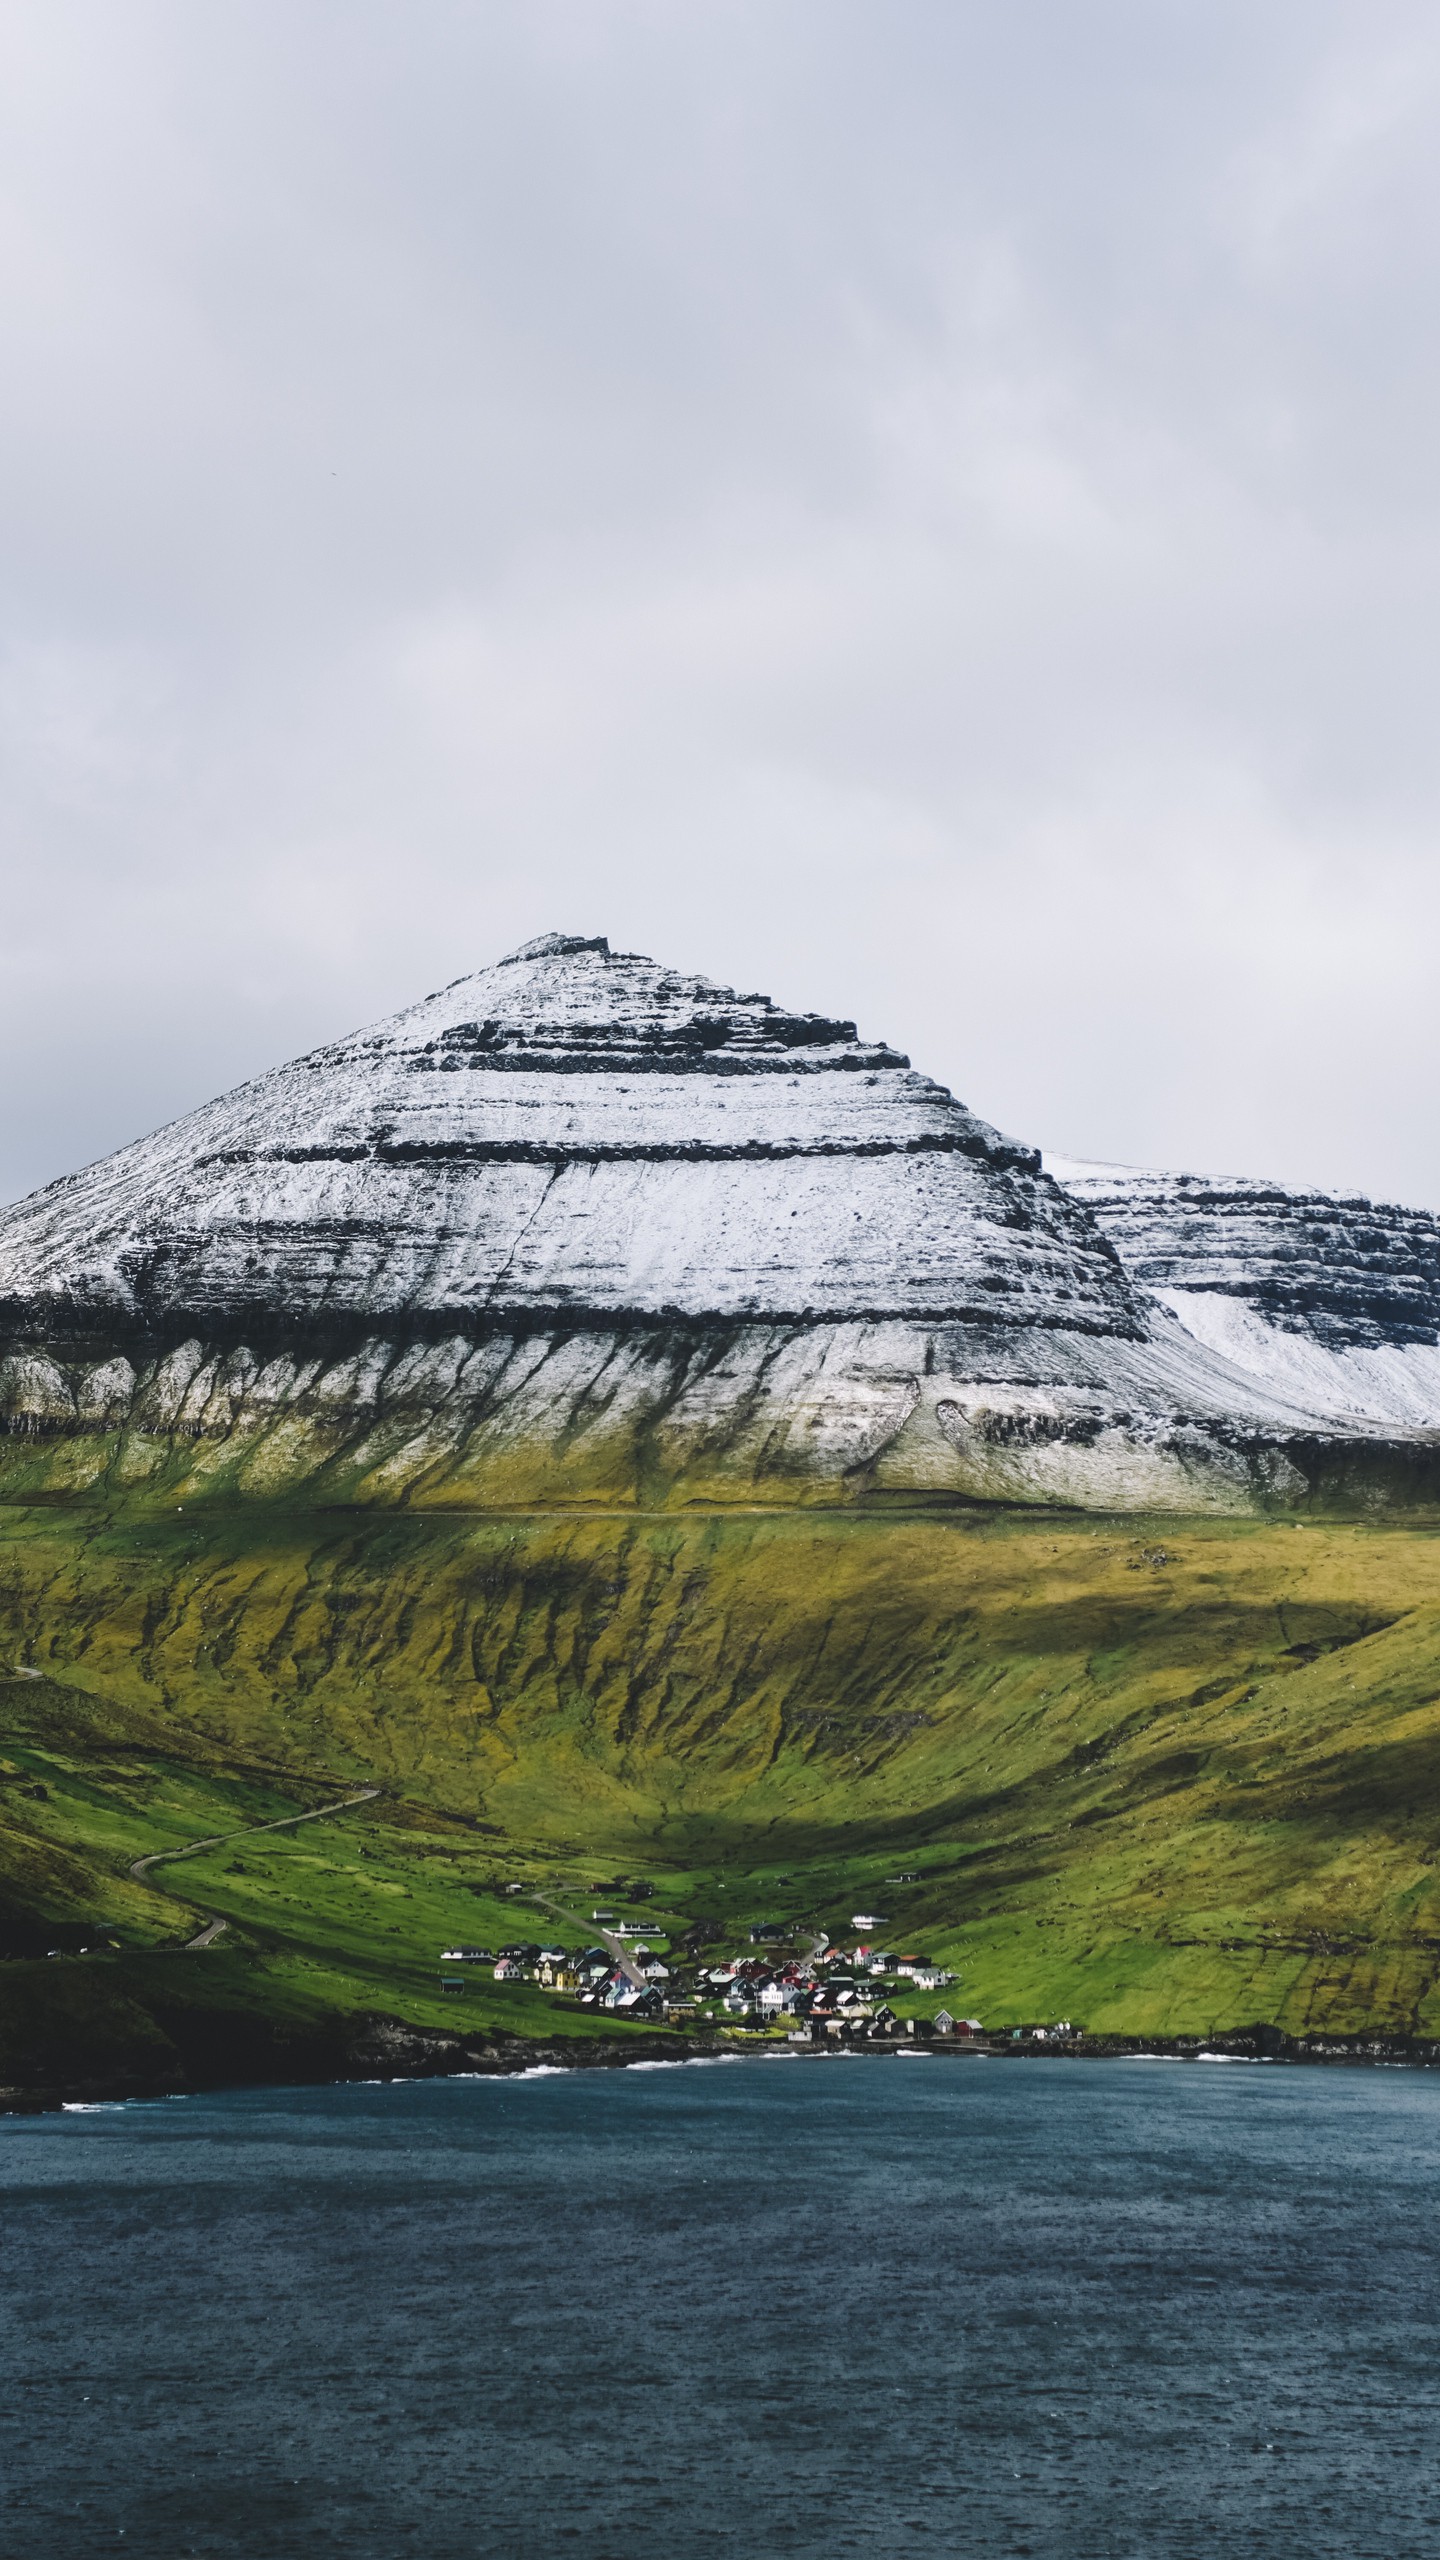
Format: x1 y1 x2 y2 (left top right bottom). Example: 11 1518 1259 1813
0 2016 711 2116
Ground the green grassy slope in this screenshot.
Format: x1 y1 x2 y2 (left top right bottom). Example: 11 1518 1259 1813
3 1495 1440 2073
0 1662 660 2095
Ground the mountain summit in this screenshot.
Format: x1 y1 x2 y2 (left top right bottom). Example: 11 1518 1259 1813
0 936 1435 1513
0 933 1133 1335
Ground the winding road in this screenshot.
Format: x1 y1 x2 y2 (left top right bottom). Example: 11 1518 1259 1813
128 1788 382 1882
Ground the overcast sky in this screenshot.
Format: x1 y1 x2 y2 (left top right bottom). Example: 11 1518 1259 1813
5 1 1440 1209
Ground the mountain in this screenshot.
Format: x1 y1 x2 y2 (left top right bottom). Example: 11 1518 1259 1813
0 933 1435 1514
0 931 1133 1336
1052 1158 1440 1434
6 938 1440 2094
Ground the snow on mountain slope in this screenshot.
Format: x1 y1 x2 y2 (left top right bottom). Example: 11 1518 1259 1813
0 938 1435 1512
1050 1157 1440 1431
0 935 1135 1336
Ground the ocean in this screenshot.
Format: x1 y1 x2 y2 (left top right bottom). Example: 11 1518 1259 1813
2 2052 1438 2557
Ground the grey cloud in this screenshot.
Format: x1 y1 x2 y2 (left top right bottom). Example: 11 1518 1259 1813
3 0 1439 1208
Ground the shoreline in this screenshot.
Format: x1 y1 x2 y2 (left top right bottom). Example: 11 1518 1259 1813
6 2017 1440 2117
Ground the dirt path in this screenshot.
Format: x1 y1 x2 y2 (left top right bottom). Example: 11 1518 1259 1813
128 1788 382 1882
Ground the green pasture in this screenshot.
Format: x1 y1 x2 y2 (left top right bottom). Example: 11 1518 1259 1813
3 1493 1440 2078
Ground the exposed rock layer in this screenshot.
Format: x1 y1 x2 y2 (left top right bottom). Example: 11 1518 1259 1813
1053 1158 1440 1434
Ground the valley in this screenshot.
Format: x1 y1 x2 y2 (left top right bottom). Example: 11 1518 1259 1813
4 1492 1440 2100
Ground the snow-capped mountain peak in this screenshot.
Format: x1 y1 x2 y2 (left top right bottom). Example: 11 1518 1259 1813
0 938 1436 1513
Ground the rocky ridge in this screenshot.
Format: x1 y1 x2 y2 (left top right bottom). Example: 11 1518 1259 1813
1052 1158 1440 1433
0 934 1435 1513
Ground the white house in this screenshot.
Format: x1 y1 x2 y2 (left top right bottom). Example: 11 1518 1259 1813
834 1988 874 2018
607 1985 662 2017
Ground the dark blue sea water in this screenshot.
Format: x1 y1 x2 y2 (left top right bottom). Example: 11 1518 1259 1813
3 2053 1439 2559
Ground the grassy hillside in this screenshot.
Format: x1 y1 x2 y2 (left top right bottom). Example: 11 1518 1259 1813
3 1492 1440 2080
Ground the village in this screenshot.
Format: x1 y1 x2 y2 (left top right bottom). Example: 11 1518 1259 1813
433 1895 1038 2044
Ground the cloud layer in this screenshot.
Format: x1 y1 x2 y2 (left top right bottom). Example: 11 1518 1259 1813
4 1 1440 1206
